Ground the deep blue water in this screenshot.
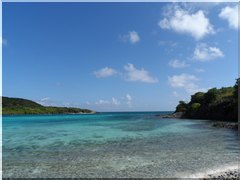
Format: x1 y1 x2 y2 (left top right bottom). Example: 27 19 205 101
3 112 240 178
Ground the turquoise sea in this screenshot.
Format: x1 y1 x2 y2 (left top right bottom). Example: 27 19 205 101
3 112 240 178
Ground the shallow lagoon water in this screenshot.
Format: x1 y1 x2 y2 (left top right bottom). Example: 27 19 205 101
3 112 240 178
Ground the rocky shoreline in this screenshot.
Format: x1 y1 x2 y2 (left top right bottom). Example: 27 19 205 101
157 112 239 130
204 169 239 179
158 112 184 119
211 122 238 130
186 165 240 179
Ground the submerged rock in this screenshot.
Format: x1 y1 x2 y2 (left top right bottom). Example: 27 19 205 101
212 122 238 130
158 112 184 119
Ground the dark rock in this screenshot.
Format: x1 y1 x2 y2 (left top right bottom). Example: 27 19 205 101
212 122 238 130
158 112 184 119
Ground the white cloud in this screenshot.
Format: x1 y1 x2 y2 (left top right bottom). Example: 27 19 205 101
37 98 80 108
124 63 158 83
95 97 120 106
193 43 224 61
112 97 120 105
126 94 132 101
120 31 140 44
125 93 133 106
159 6 214 40
168 73 206 94
168 73 198 88
168 59 190 68
94 67 117 78
129 31 140 44
95 99 110 105
41 97 50 101
37 97 57 106
94 64 159 84
219 5 238 29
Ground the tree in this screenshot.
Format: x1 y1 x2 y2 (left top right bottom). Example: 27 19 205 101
204 88 218 104
190 103 201 112
233 78 239 99
190 92 205 104
175 101 187 112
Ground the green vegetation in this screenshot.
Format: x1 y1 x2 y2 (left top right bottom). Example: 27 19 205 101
175 79 238 122
2 97 95 115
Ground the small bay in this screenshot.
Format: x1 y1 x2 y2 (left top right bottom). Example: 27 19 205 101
3 112 239 178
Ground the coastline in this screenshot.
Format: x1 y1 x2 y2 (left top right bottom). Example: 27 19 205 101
159 112 183 118
2 112 97 116
67 111 97 114
211 121 238 130
158 112 239 130
185 165 239 179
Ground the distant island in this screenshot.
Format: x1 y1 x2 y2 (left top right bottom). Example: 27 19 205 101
2 97 95 115
174 79 238 122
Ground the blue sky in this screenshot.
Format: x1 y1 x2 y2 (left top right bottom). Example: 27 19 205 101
3 2 238 112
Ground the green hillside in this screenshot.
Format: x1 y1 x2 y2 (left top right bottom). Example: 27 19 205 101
2 97 95 115
3 97 43 108
175 79 238 122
